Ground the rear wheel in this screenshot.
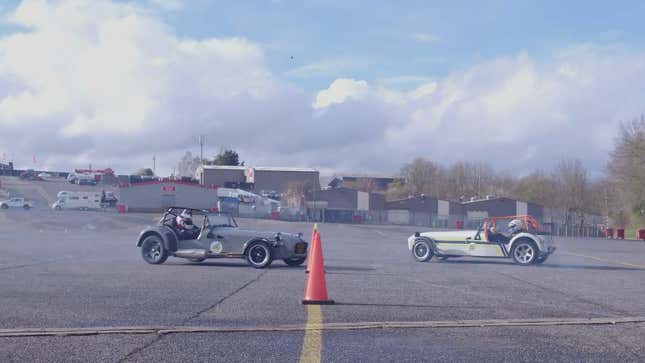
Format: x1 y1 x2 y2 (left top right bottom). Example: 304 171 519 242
1 204 8 209
23 204 30 210
511 239 538 265
412 240 433 262
141 235 168 264
246 242 273 269
283 256 306 266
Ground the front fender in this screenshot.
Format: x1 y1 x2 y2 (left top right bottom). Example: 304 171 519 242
242 238 275 255
408 236 436 251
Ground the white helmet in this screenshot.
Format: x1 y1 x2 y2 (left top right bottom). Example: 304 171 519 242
508 219 523 235
176 209 195 229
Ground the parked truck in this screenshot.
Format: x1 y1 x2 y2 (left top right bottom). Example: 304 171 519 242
52 192 103 210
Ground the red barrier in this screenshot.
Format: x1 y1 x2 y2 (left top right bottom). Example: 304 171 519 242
638 229 645 241
616 228 625 239
117 204 127 213
605 228 614 239
270 211 279 220
455 220 464 229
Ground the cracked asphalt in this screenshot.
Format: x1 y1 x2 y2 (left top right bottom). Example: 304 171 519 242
1 209 645 362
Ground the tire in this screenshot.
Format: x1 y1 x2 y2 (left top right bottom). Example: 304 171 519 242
438 256 450 261
55 206 62 211
412 240 433 262
283 256 306 266
535 255 548 264
141 235 168 264
1 204 8 209
189 258 206 263
23 205 30 210
511 239 538 265
246 242 273 269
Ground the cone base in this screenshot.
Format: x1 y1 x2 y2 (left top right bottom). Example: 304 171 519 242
302 299 335 305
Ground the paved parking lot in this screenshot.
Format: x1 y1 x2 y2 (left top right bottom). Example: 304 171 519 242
1 210 645 362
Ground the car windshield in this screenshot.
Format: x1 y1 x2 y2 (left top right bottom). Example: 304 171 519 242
207 214 237 227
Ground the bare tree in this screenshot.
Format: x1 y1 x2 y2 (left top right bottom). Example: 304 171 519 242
553 159 589 229
399 158 440 197
177 151 201 177
609 116 645 224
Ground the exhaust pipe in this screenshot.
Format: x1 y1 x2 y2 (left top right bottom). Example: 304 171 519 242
174 249 208 259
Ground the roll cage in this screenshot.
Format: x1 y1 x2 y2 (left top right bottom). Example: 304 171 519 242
475 215 546 242
159 207 238 231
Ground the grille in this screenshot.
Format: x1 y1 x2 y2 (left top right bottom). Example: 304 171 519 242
295 242 307 254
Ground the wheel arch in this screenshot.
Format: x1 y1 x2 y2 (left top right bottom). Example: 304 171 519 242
412 236 437 251
137 226 177 252
242 238 273 255
509 234 542 252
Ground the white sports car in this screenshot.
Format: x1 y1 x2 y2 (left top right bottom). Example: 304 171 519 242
408 215 556 265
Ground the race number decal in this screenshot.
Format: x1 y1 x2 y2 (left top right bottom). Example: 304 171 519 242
210 241 223 254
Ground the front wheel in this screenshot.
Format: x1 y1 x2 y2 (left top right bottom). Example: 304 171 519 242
412 240 433 262
141 235 168 264
23 204 30 210
283 256 306 266
511 239 538 265
246 242 273 269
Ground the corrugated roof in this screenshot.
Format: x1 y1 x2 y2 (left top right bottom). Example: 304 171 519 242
250 167 318 172
200 165 246 170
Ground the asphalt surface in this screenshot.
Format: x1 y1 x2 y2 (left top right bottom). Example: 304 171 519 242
1 191 645 361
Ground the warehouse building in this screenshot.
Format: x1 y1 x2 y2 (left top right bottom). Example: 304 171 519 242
328 175 401 193
385 195 465 227
247 167 319 195
195 165 246 188
118 181 218 212
462 197 544 225
306 187 385 223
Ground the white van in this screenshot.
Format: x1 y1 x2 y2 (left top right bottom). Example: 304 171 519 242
52 192 102 210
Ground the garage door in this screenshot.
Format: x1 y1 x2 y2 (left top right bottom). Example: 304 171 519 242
387 210 410 225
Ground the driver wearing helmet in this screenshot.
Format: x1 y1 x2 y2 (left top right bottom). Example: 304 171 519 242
176 209 199 240
508 219 525 236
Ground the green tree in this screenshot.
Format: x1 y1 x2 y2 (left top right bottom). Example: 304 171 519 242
134 168 154 176
211 149 241 166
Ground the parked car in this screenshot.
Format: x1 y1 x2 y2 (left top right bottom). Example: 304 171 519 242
0 197 34 210
136 207 308 268
37 172 53 178
408 215 556 265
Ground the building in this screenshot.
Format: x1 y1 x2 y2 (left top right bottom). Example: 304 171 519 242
118 181 218 212
247 167 319 195
385 195 465 227
462 197 544 223
307 187 385 223
195 165 246 188
329 175 402 193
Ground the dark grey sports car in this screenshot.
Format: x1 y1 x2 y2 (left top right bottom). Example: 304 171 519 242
136 207 308 268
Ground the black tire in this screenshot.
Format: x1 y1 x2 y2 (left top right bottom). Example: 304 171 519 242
1 204 8 209
189 258 206 263
54 206 62 211
141 235 168 264
23 204 30 210
246 242 273 269
438 256 450 261
412 240 433 262
511 239 538 266
283 256 306 266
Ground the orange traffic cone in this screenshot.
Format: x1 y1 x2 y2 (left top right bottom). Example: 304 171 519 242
305 224 319 273
302 229 334 305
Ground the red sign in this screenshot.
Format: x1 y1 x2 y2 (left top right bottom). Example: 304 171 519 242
162 185 176 192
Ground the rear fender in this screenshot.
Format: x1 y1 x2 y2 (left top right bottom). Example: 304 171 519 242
509 233 544 253
137 226 178 252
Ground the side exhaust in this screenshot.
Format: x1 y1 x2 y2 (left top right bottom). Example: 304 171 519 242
174 249 208 259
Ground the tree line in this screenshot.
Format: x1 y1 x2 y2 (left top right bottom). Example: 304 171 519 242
387 117 645 228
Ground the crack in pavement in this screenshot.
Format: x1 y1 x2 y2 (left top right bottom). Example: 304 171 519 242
116 270 269 362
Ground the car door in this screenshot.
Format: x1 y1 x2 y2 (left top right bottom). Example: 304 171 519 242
467 223 506 257
208 226 245 255
9 198 21 207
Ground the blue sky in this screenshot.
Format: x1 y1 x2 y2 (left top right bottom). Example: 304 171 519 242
1 0 645 176
5 0 642 90
148 0 645 90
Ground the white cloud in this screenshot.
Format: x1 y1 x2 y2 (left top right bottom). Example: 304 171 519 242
0 1 644 177
148 0 184 11
313 78 368 109
411 32 441 43
284 58 361 78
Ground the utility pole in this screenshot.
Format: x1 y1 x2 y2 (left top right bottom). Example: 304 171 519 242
199 135 205 165
153 154 156 175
